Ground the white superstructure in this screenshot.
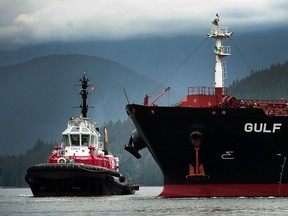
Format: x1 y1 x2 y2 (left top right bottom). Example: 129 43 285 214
208 14 233 89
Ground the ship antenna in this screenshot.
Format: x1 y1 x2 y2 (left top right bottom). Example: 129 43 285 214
123 89 130 104
79 73 89 118
208 13 233 99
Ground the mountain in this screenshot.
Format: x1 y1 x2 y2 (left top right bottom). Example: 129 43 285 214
1 28 288 94
0 54 179 155
229 60 288 100
1 27 287 155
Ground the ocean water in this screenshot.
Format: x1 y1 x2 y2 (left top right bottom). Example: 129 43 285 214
1 187 288 216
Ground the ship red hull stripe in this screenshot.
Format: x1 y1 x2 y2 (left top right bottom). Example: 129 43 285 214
160 184 288 197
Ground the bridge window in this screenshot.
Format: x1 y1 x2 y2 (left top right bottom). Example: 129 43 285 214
82 135 90 146
62 135 70 146
71 135 80 146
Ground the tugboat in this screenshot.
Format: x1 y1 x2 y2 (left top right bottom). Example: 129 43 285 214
125 14 288 197
25 73 139 197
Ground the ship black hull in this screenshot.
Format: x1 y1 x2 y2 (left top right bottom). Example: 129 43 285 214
126 104 288 197
25 163 139 197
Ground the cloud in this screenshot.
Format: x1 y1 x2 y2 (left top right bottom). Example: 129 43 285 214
0 0 287 49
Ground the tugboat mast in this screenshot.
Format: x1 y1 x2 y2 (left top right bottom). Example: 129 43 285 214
208 14 233 97
79 73 89 118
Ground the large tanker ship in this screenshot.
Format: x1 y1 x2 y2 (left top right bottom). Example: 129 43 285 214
125 14 288 197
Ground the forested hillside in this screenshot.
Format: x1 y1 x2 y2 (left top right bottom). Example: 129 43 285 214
0 140 55 187
229 60 288 100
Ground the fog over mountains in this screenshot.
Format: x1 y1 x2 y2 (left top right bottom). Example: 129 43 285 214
1 28 288 94
0 27 287 155
0 54 179 155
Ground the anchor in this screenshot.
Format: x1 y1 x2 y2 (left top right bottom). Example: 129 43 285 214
186 131 209 180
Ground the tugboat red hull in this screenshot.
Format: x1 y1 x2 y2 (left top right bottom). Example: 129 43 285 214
25 163 138 197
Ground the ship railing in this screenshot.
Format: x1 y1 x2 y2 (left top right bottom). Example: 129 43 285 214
238 99 288 116
214 46 231 56
188 86 228 96
210 26 230 35
240 99 288 106
188 86 214 95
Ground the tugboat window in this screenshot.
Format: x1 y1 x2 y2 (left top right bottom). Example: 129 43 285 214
82 128 89 133
71 135 80 146
91 136 95 146
62 135 70 146
82 135 90 146
71 127 80 132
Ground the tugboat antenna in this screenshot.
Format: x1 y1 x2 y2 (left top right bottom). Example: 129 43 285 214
80 73 89 118
75 73 90 118
74 73 94 118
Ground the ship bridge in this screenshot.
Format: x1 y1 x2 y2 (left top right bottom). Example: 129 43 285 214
61 117 102 156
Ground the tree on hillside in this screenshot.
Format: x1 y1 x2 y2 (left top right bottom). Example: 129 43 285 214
229 60 288 100
0 139 55 187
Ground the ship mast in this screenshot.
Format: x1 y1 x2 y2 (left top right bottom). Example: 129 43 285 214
79 73 89 118
208 14 233 99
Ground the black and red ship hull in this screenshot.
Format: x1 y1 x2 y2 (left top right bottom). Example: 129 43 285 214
25 163 139 197
125 104 288 197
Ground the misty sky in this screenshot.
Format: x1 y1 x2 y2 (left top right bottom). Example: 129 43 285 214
0 0 287 49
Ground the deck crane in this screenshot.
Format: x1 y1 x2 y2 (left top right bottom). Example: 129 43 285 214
144 87 170 106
